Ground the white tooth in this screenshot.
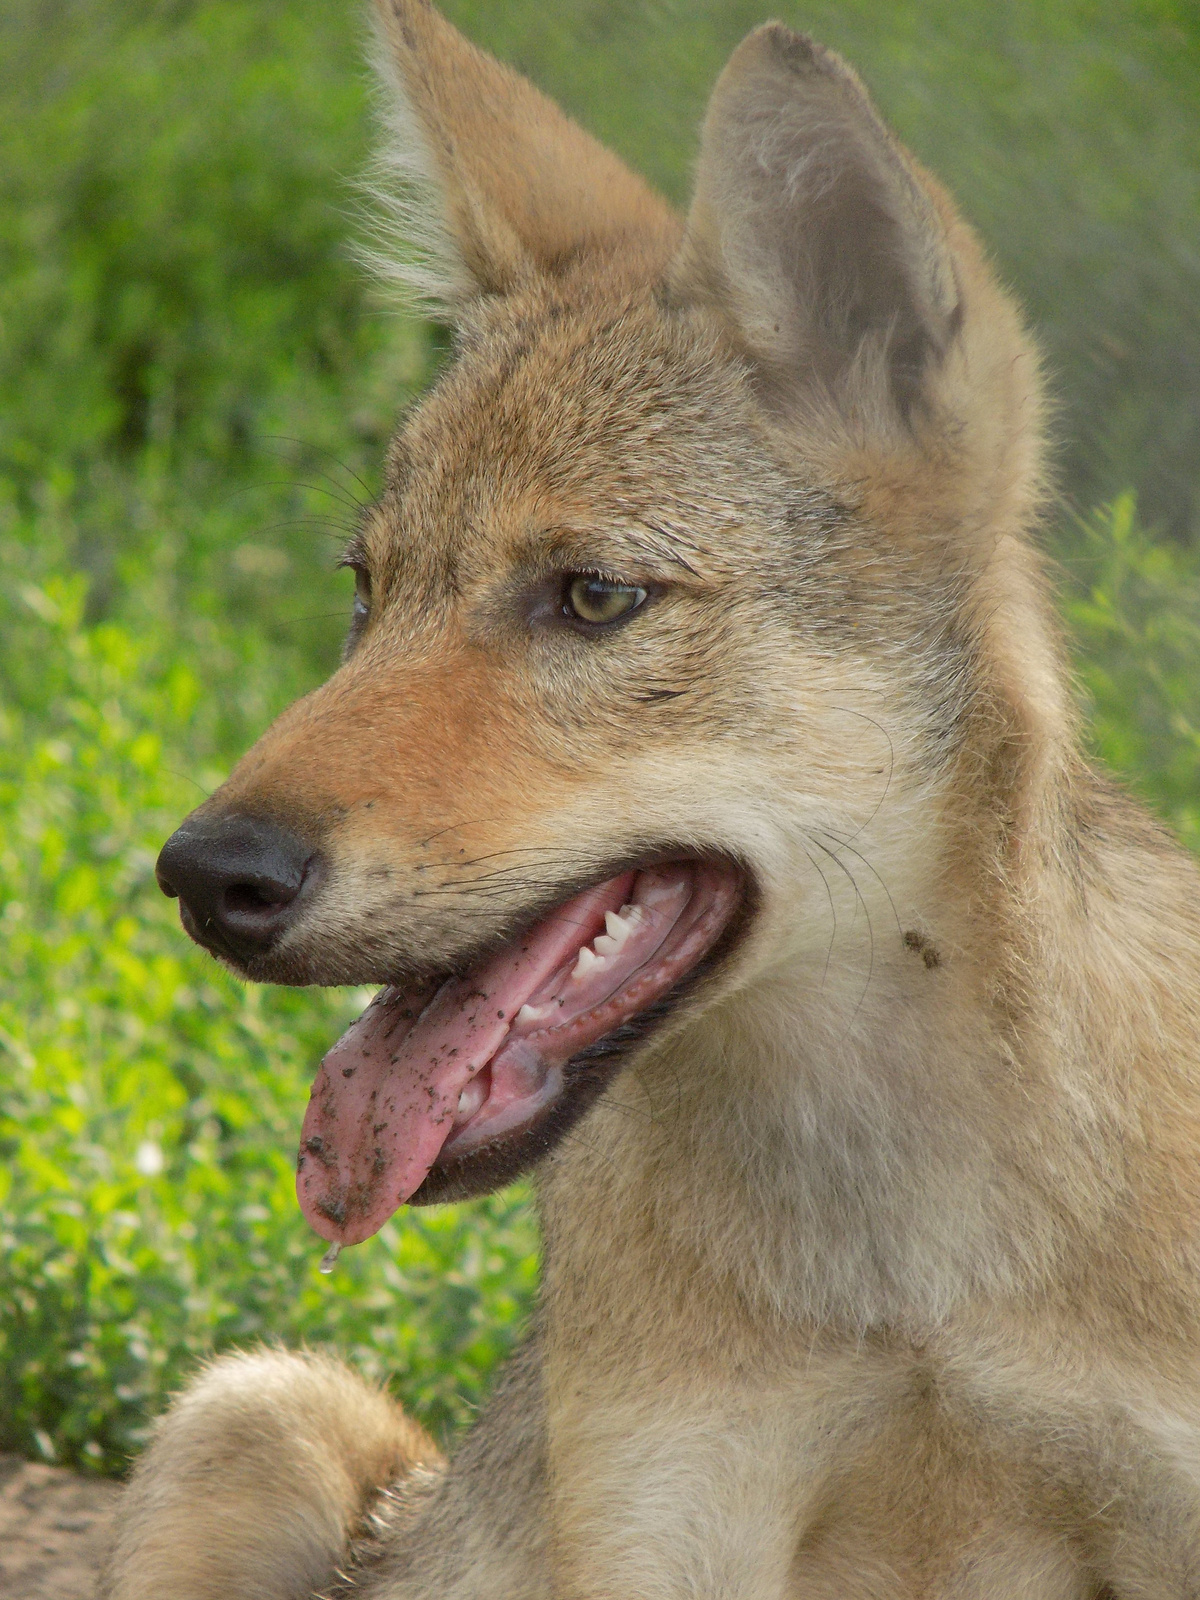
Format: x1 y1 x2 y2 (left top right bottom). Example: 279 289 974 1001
604 908 640 947
516 1002 549 1025
572 945 603 979
457 1080 485 1120
593 934 619 957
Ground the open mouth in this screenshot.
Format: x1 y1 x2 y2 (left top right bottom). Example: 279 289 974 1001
296 858 743 1246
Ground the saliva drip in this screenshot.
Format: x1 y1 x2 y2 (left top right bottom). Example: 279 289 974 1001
318 1241 342 1275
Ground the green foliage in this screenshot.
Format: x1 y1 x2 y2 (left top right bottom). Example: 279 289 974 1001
1062 494 1200 852
0 0 431 689
0 566 537 1473
0 0 1196 1479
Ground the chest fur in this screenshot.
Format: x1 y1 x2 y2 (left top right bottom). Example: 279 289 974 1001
543 1362 1093 1600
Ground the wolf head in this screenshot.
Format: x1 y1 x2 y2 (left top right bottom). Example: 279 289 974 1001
157 2 1063 1243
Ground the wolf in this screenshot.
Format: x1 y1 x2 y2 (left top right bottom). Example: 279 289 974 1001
103 2 1200 1595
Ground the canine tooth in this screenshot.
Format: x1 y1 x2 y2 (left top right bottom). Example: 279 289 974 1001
604 908 640 946
516 1002 550 1025
572 945 603 979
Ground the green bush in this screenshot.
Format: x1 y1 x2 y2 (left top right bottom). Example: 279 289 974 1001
1 0 431 691
1061 494 1200 852
0 563 537 1473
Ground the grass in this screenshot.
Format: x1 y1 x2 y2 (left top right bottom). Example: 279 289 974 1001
0 0 1196 1475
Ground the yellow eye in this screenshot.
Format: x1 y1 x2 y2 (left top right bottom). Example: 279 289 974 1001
564 575 647 626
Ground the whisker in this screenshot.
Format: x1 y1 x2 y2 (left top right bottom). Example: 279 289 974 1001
806 834 875 1028
241 516 361 543
555 1121 624 1180
800 844 837 991
827 705 896 842
162 767 212 799
258 434 377 505
272 612 352 629
217 478 368 517
815 829 903 940
416 819 499 848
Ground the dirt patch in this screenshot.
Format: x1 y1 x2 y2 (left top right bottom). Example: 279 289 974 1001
0 1454 121 1599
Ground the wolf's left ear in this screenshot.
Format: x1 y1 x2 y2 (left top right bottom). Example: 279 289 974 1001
672 25 962 428
371 0 680 309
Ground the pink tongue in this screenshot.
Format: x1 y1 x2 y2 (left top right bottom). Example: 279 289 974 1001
296 871 652 1245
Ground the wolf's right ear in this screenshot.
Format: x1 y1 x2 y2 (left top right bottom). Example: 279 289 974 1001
672 25 962 431
369 0 680 311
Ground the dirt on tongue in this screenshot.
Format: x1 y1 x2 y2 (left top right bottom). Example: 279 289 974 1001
296 865 720 1247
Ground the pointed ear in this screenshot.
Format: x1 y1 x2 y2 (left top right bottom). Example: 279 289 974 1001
370 0 680 308
672 25 961 427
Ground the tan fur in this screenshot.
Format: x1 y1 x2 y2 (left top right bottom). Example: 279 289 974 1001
105 1350 440 1597
104 5 1200 1597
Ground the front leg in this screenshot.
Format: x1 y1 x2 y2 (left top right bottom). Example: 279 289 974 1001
102 1340 549 1600
329 1337 550 1600
101 1349 440 1600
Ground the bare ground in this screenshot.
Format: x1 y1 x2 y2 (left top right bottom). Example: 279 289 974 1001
0 1454 120 1600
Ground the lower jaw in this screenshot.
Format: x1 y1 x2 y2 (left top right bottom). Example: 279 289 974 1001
439 1060 566 1163
407 1044 624 1204
410 932 747 1206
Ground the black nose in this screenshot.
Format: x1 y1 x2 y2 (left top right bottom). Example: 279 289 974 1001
156 813 317 963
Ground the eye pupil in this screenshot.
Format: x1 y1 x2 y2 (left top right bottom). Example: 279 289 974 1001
565 575 646 625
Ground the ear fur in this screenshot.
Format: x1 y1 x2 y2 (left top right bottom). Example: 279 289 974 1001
369 0 680 310
672 24 962 429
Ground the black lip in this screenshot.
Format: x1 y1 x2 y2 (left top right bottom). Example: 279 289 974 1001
407 872 755 1204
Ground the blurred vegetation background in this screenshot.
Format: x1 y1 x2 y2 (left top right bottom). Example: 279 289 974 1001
0 0 1197 1474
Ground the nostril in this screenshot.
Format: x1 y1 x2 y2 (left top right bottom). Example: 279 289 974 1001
224 885 282 917
226 886 271 911
222 875 304 920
